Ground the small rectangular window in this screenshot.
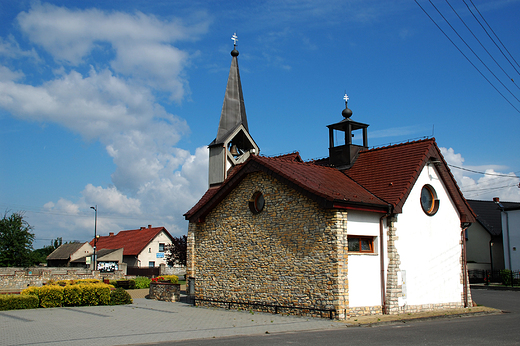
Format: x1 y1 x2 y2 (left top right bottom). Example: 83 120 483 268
159 243 165 252
149 261 155 268
348 236 374 253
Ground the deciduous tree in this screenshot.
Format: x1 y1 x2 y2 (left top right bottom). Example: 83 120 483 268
164 235 187 267
0 211 35 267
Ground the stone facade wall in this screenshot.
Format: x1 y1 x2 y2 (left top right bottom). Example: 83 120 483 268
0 267 125 292
190 171 348 318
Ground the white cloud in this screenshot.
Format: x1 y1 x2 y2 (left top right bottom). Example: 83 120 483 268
16 2 209 100
441 147 520 202
0 3 212 248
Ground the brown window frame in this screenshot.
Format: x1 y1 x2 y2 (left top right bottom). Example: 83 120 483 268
348 236 375 253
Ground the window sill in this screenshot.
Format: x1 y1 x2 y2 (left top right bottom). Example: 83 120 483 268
348 252 378 256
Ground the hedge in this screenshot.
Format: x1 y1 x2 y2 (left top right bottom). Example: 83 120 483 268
20 283 117 309
0 294 39 311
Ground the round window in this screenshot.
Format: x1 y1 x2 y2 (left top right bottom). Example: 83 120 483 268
420 185 439 215
249 191 265 214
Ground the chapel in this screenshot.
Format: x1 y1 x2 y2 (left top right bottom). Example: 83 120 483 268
184 36 475 319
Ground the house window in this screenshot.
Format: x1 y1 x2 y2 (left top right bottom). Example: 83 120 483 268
420 184 439 216
159 243 165 252
249 191 265 214
348 236 374 253
149 261 155 267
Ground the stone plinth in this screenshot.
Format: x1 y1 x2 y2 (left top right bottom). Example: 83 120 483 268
149 282 180 302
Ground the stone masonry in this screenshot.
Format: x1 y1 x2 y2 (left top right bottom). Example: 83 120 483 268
189 171 349 319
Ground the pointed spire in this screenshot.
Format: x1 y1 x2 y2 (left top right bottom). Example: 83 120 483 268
213 33 248 145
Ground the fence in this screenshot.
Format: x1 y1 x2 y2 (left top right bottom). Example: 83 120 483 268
193 297 336 319
468 269 520 286
126 266 160 278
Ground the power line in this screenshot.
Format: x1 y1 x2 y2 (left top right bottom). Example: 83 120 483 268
446 0 520 91
466 0 520 76
429 0 520 103
448 164 520 178
414 0 520 113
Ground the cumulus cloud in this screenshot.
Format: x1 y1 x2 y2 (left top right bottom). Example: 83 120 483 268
0 3 211 247
16 2 209 100
441 147 520 202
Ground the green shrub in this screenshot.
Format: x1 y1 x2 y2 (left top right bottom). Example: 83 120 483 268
95 284 111 305
110 288 133 305
0 294 39 311
21 286 40 299
109 280 118 287
55 280 71 286
501 269 513 286
39 285 64 308
133 277 151 289
63 285 82 306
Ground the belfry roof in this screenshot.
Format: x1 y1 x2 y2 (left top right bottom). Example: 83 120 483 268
210 48 248 146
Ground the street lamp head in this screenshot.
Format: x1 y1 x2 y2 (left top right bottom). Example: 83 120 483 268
90 206 96 211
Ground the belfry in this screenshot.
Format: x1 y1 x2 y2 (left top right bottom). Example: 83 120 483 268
208 33 259 187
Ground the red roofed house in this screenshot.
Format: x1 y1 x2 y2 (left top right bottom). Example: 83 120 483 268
184 41 475 319
91 225 173 268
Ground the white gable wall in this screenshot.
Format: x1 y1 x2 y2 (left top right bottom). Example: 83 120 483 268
347 210 384 307
394 164 463 307
137 231 172 267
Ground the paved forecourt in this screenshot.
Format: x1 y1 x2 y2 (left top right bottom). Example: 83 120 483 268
1 298 342 346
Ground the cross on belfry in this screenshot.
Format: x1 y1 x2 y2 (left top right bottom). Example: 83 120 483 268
343 93 349 103
232 33 238 46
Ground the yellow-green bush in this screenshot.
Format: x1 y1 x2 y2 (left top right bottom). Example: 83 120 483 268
162 275 179 284
63 285 82 306
0 294 39 311
39 285 64 308
76 279 101 285
79 283 110 306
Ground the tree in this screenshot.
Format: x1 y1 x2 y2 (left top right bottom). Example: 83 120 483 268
0 211 35 267
164 235 187 267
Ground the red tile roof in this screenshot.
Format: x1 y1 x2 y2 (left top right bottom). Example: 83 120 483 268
185 139 475 224
90 226 172 256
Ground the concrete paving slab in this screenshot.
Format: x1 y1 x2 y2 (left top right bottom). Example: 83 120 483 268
1 298 341 346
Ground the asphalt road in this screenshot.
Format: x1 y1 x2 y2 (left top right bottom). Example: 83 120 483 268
152 289 520 346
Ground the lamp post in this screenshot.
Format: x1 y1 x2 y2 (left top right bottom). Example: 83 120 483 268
90 205 97 271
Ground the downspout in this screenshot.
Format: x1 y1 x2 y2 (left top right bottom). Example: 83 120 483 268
380 206 392 314
461 224 470 308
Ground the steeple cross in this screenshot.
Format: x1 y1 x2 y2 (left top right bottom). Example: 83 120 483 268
343 93 349 103
231 33 238 47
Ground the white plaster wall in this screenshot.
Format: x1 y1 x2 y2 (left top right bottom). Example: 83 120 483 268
137 231 172 267
503 209 520 270
394 164 463 306
347 210 383 307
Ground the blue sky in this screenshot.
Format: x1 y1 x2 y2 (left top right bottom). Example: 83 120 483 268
1 0 519 249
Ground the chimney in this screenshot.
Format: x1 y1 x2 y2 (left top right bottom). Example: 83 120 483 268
148 224 152 228
140 227 144 230
493 197 500 203
109 232 114 236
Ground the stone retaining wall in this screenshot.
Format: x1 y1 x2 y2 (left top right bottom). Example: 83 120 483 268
149 282 180 302
0 267 125 292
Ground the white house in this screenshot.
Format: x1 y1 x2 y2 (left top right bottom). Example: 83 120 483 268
91 225 174 268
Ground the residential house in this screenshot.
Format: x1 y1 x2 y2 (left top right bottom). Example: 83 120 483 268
184 40 475 319
91 225 173 268
70 248 124 272
46 242 93 267
497 201 520 270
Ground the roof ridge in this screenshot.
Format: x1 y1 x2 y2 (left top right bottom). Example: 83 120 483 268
366 137 435 153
